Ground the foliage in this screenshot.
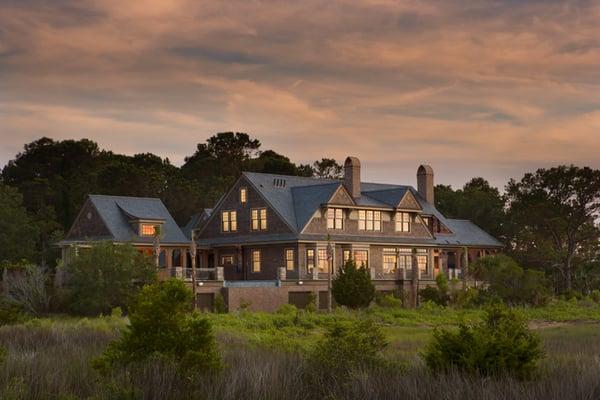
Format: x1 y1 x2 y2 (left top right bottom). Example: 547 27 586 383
435 178 506 239
422 305 544 379
0 183 37 264
214 293 227 314
312 158 342 179
0 302 28 326
4 264 51 316
332 260 375 309
94 279 221 375
505 165 600 292
64 242 157 315
309 319 388 377
472 254 550 306
375 292 403 308
419 273 451 306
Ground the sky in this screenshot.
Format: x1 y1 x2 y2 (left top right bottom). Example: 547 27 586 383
1 0 599 189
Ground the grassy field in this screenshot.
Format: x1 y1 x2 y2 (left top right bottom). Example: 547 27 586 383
1 301 600 399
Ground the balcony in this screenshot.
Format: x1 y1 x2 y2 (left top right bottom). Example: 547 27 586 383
168 267 223 281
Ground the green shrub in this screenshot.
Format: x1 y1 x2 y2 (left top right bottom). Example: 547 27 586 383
276 303 298 314
472 255 550 306
420 286 447 306
305 292 317 313
65 242 157 316
0 345 7 363
332 260 375 309
94 279 221 375
422 305 544 379
0 301 27 326
309 318 388 377
375 293 403 308
214 293 227 314
590 290 600 303
453 287 481 308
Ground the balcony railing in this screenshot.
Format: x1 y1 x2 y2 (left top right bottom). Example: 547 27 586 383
168 267 222 281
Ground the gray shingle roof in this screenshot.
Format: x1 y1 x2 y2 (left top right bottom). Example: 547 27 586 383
63 195 188 245
234 172 503 248
181 209 212 239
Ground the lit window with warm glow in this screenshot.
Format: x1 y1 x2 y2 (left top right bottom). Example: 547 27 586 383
240 187 247 204
141 224 158 236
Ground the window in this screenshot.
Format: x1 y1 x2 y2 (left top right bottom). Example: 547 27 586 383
358 210 381 231
240 187 248 204
327 208 343 229
141 224 158 236
252 250 261 272
395 212 411 232
221 211 237 232
343 249 351 263
417 249 428 275
251 208 267 230
397 248 412 273
172 249 182 267
353 250 368 267
307 249 315 272
220 255 234 265
318 249 328 272
383 254 397 274
285 249 294 271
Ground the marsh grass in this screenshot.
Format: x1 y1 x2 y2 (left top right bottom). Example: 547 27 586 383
0 310 599 399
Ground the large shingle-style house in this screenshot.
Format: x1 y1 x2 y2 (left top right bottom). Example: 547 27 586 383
60 157 502 311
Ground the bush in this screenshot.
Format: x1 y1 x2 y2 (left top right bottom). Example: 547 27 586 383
422 305 544 379
472 255 550 306
375 293 403 308
64 242 157 315
94 279 221 375
4 264 51 316
590 290 600 303
214 293 227 314
332 260 375 309
0 301 27 326
309 318 388 377
419 273 450 306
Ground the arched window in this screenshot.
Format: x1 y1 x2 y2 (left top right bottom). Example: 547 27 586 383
159 250 167 267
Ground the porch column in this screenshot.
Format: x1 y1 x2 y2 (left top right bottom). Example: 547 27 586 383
462 247 469 289
411 249 419 308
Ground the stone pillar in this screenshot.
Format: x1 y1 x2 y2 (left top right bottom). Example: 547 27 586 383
216 266 224 281
279 267 287 281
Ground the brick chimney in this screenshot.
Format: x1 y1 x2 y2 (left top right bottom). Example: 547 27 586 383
417 165 434 204
344 156 361 198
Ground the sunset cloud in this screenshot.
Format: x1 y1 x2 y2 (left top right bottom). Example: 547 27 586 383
1 0 599 188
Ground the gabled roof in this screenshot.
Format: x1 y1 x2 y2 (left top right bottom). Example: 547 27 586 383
219 171 504 248
62 195 188 245
181 209 212 239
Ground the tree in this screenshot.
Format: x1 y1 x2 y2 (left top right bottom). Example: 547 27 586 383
505 166 600 292
435 178 506 239
312 158 342 179
472 254 550 306
4 264 50 316
94 279 221 375
0 183 37 264
64 242 157 315
246 150 312 176
332 260 375 308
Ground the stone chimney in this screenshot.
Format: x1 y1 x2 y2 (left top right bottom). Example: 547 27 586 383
344 156 361 198
417 165 434 204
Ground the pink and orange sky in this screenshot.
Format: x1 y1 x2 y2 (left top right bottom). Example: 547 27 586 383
1 0 599 189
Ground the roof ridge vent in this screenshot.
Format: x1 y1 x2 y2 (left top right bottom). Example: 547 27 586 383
272 178 287 188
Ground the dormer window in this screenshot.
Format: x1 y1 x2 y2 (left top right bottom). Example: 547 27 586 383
240 187 248 204
395 212 411 232
358 210 381 231
327 208 343 229
140 223 159 236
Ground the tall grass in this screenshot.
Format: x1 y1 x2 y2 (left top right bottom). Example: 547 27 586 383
0 319 599 399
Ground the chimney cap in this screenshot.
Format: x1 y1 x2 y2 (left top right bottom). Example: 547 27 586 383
344 156 361 167
417 164 433 175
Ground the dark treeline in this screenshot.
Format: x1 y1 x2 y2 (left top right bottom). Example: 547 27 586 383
1 132 599 294
0 133 343 267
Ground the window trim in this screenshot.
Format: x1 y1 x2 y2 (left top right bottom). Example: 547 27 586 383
358 210 381 231
240 187 248 204
252 250 261 272
317 248 328 272
221 210 237 232
326 208 344 230
395 212 411 232
251 207 268 231
285 248 295 271
306 249 315 272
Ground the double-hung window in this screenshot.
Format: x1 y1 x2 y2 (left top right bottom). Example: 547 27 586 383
395 212 411 232
358 210 381 231
252 250 261 272
251 208 268 230
318 249 328 272
221 211 237 232
240 187 248 204
285 249 294 271
307 249 315 272
383 248 397 273
353 250 368 268
326 208 343 229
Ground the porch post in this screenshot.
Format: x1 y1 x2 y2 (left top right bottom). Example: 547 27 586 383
411 248 419 308
190 240 197 306
462 247 469 290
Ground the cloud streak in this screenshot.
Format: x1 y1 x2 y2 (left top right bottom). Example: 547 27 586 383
0 0 599 189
